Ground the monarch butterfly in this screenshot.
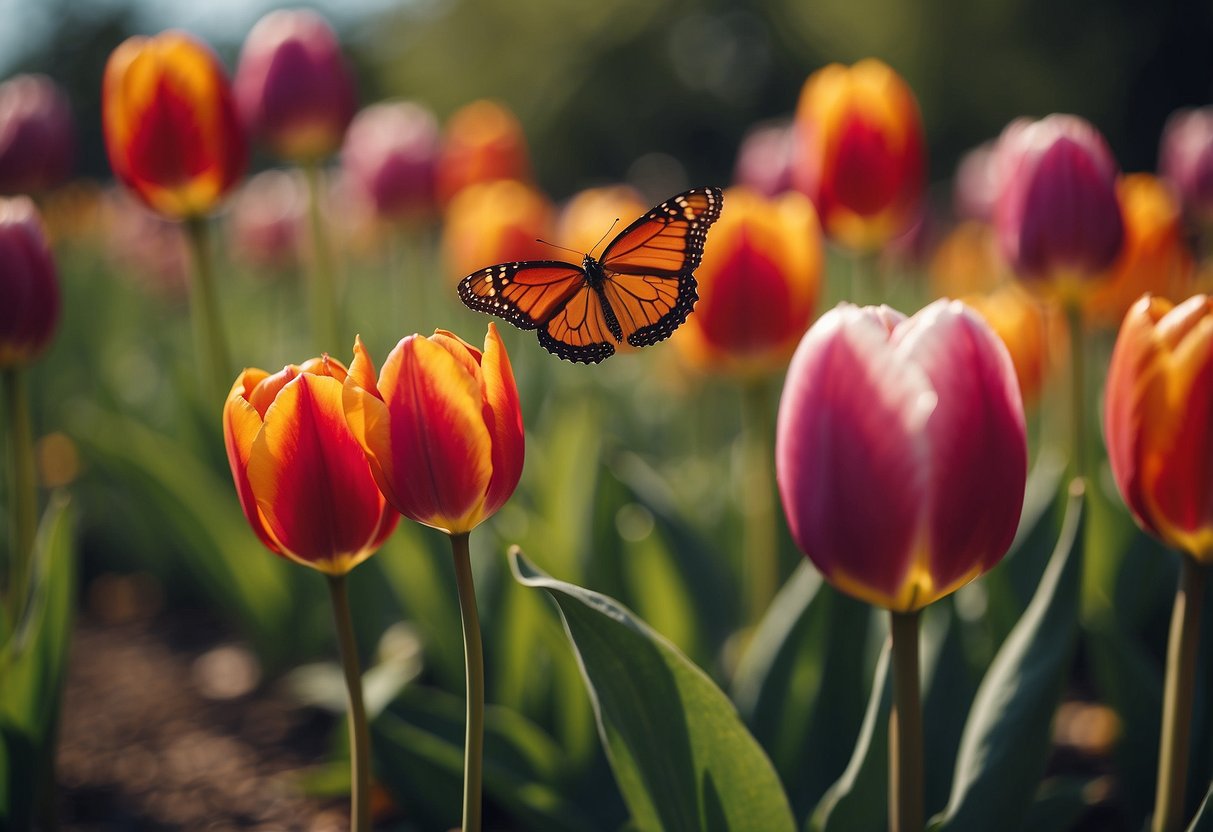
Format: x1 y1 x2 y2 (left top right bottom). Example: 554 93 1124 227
457 187 723 363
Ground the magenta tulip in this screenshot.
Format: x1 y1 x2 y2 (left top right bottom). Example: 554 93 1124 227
0 74 74 195
340 100 440 222
1159 107 1213 226
775 299 1027 612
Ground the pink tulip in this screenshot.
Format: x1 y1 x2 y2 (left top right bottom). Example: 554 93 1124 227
775 299 1027 612
340 101 440 222
1159 107 1213 226
0 74 74 195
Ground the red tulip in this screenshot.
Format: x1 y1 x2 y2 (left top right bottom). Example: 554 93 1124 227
342 325 524 535
0 196 60 367
224 355 398 574
103 31 247 219
0 74 74 195
234 9 356 162
776 299 1026 611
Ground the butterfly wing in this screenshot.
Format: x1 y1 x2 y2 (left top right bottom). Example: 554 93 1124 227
456 260 618 363
598 187 722 348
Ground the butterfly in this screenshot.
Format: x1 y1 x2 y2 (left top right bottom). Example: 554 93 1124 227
457 187 723 363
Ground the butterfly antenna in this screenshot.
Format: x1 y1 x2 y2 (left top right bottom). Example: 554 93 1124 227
535 238 585 257
589 219 620 258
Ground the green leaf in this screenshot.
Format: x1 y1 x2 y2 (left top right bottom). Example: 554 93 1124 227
0 495 75 831
511 547 796 832
807 642 891 832
932 481 1085 832
372 685 595 832
732 561 870 818
1188 782 1213 832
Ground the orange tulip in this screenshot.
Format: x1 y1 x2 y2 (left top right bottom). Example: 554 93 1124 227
442 179 554 279
223 355 399 575
1105 294 1213 561
556 185 647 255
676 186 822 374
103 31 247 219
1085 174 1194 327
928 220 1006 298
435 99 531 205
342 325 524 535
792 59 925 250
962 283 1062 407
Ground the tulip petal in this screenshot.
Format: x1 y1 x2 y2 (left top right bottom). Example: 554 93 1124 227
222 368 280 553
776 304 934 610
375 334 494 532
480 323 525 519
895 300 1027 602
248 373 388 573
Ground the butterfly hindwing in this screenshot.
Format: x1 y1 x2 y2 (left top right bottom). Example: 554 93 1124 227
456 187 723 363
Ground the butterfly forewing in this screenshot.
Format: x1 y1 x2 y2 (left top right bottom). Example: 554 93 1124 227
599 187 723 276
457 261 587 332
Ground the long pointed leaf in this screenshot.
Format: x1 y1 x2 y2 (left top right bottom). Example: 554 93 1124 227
511 547 795 832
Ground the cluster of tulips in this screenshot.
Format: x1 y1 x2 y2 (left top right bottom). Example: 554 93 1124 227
3 6 1213 832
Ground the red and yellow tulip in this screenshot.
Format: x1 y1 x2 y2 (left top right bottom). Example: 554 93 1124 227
791 59 925 250
442 179 554 280
103 31 247 219
223 355 399 575
435 99 531 206
1105 294 1213 560
676 186 822 375
775 300 1027 612
342 324 524 536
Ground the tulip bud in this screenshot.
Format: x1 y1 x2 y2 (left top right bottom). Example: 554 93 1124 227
1105 294 1213 561
103 31 247 219
1085 174 1194 327
0 74 75 195
234 9 356 163
733 120 796 198
1159 107 1213 227
676 186 822 375
340 101 440 223
776 300 1026 611
0 197 60 367
441 179 554 279
791 59 925 250
223 355 399 574
993 114 1124 293
342 325 524 536
435 99 531 205
953 140 998 222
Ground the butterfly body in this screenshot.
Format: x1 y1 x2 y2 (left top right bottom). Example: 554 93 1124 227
458 187 723 363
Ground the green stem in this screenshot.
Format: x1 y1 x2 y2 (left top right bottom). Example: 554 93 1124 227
304 163 341 354
889 608 923 832
183 216 231 404
451 532 484 832
1153 554 1207 832
740 379 778 626
1065 300 1085 484
327 574 371 832
3 367 37 626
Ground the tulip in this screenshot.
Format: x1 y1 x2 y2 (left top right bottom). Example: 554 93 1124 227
962 283 1061 408
993 114 1124 293
1105 293 1213 832
1085 174 1194 328
234 9 356 163
0 74 75 195
733 120 796 198
341 101 440 223
435 99 531 205
776 299 1026 612
223 355 399 574
953 140 999 222
103 31 247 220
227 169 306 271
0 196 60 368
556 184 647 255
0 196 60 625
791 59 925 250
343 324 523 832
224 355 399 832
1159 107 1213 227
776 299 1025 832
677 186 822 375
442 179 554 280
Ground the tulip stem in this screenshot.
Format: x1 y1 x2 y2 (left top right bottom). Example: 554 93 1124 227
451 532 484 832
1065 300 1085 483
183 216 231 405
740 379 778 626
1153 554 1207 832
2 367 37 626
304 162 341 354
889 608 923 832
327 573 372 832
